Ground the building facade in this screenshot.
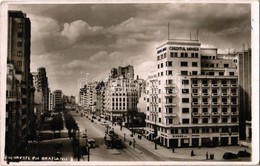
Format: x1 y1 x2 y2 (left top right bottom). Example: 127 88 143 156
51 90 63 112
6 10 34 156
103 65 139 125
145 39 239 148
237 48 252 142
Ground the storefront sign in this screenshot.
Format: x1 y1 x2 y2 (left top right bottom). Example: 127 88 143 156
169 46 199 51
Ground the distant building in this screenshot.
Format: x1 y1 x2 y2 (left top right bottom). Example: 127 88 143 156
104 65 141 126
6 10 34 156
79 83 98 113
145 39 239 148
51 90 63 112
237 48 252 142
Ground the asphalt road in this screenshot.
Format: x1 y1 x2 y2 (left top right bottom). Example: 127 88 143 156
71 111 166 161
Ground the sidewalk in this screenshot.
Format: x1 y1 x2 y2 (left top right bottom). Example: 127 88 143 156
108 122 251 161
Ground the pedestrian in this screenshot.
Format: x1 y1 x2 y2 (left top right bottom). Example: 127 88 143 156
191 150 194 156
129 141 132 146
172 146 175 153
206 151 208 160
133 139 136 148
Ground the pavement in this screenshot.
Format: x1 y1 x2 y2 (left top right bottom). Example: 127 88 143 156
100 119 252 162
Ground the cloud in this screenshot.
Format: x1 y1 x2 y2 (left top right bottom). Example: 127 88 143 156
61 20 104 43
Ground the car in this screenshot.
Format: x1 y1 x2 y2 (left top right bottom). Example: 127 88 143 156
237 150 251 157
222 152 238 159
91 119 94 122
81 133 87 138
98 119 101 121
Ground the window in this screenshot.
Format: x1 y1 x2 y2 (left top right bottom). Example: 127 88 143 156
182 89 189 94
202 98 208 103
195 53 199 58
202 128 209 133
231 107 237 112
212 127 219 132
222 98 227 102
17 61 22 67
168 107 173 113
193 108 198 113
158 107 161 113
231 117 237 123
202 80 208 84
219 72 224 76
229 72 235 76
17 23 23 28
212 98 218 102
182 98 189 103
169 119 173 124
202 107 208 113
222 127 229 133
17 51 22 57
182 108 189 113
182 119 189 124
181 62 188 67
185 53 188 57
147 106 149 111
224 64 229 67
164 53 166 58
222 107 227 112
166 79 173 84
192 128 199 133
167 61 173 67
171 129 179 134
192 118 198 124
222 118 228 123
202 118 208 123
182 80 189 85
192 62 198 67
181 71 188 75
181 128 189 133
170 52 174 57
17 41 23 47
212 118 218 123
157 56 160 61
212 89 218 94
192 80 198 84
181 53 184 57
192 71 198 75
161 63 163 68
192 98 198 102
174 52 178 57
193 89 198 93
167 70 173 75
18 32 23 38
161 72 163 76
159 118 161 123
202 89 208 93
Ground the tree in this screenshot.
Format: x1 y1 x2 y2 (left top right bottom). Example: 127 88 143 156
51 114 64 137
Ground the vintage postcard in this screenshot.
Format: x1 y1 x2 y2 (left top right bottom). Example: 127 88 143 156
1 0 259 165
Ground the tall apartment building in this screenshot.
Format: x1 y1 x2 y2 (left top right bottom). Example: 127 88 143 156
51 90 63 112
79 83 98 112
104 66 139 124
6 10 34 156
145 39 239 148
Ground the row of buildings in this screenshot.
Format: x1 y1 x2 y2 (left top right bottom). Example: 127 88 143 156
5 10 75 157
78 39 251 148
78 65 146 127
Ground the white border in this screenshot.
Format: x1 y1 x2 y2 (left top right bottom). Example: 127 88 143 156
0 0 259 165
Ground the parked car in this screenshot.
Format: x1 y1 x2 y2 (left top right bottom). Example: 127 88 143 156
237 150 251 157
223 152 238 159
91 119 94 122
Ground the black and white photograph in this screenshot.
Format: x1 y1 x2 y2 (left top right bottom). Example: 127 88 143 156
1 0 259 165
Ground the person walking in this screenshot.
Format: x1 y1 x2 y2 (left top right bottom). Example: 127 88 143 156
206 151 209 160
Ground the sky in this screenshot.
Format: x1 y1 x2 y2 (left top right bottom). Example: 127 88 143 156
8 3 251 97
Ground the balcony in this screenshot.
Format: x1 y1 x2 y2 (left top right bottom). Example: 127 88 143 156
231 93 238 96
212 112 220 116
202 93 209 96
221 84 229 87
192 112 200 117
192 84 199 88
221 112 230 116
202 102 209 105
164 113 177 117
221 102 228 105
211 84 219 87
192 102 199 106
165 84 176 88
192 93 199 97
202 84 209 87
212 102 219 105
201 112 210 116
231 112 238 116
212 93 218 96
231 84 238 87
164 93 176 97
164 103 177 107
221 93 228 96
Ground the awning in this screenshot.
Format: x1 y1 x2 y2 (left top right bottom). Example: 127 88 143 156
155 135 160 140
